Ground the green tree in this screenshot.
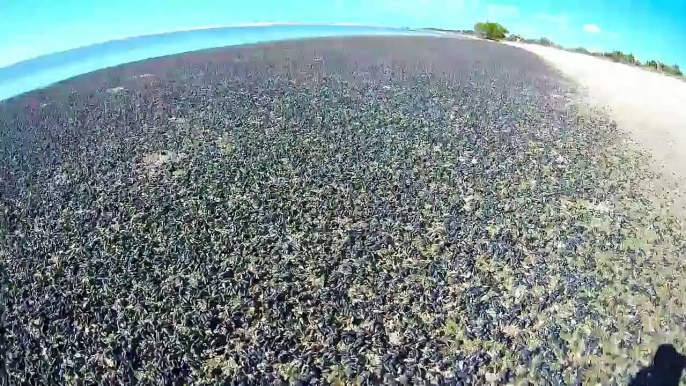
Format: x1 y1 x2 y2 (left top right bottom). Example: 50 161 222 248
474 22 509 41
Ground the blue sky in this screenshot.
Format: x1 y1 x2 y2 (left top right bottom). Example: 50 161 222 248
0 0 684 68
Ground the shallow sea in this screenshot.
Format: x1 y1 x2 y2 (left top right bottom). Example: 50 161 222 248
0 24 436 101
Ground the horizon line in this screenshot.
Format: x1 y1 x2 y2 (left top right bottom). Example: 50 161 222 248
0 22 409 69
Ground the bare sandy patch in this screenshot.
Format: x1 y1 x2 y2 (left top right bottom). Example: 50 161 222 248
139 150 188 170
507 42 686 217
106 86 125 94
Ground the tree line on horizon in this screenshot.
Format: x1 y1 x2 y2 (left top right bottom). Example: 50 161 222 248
470 22 683 78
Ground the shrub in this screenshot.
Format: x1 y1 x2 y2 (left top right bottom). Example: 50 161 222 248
602 51 638 65
645 60 658 69
538 37 553 46
664 64 682 76
474 22 509 41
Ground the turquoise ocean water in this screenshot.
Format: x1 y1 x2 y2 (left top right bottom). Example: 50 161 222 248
0 24 435 101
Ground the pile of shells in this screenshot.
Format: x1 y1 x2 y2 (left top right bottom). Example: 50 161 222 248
1 37 685 384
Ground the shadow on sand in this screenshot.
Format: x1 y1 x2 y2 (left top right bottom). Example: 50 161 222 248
630 344 686 386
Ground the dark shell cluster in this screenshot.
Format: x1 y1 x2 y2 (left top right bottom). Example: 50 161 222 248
1 37 685 385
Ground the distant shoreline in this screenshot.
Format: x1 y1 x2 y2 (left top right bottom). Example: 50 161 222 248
0 23 413 70
0 24 429 101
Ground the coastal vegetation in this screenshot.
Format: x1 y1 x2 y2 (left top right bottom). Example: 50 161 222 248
452 23 685 79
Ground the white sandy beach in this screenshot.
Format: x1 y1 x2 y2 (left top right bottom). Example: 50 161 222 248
508 42 686 214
